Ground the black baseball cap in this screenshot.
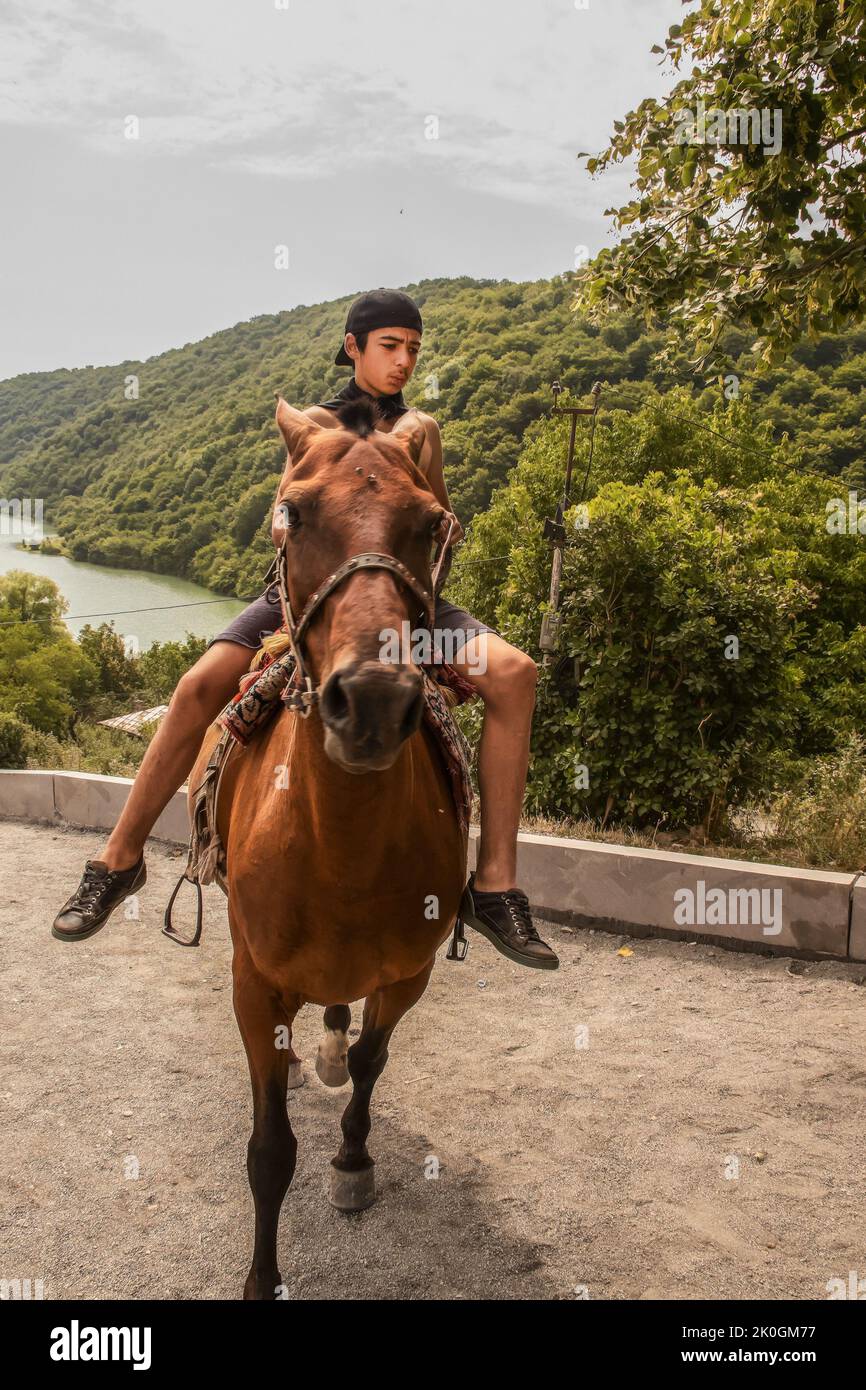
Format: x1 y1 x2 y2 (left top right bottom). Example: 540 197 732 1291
335 288 423 366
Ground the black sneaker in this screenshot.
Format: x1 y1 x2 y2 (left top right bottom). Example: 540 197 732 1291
52 856 147 942
459 872 559 970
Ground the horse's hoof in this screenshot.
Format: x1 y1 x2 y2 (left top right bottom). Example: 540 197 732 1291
287 1061 305 1090
329 1161 376 1211
315 1052 349 1088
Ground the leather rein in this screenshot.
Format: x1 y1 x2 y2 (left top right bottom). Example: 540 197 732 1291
273 502 457 717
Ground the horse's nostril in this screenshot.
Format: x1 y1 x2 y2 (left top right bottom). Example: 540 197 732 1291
321 671 350 725
322 664 423 752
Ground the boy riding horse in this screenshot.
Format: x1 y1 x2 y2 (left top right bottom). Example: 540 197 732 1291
52 289 558 971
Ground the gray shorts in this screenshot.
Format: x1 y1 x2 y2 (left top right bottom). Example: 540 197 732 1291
206 584 498 657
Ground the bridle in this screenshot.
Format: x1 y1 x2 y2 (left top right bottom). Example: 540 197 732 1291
273 502 457 717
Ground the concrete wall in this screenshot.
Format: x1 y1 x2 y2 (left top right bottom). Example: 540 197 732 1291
2 769 862 962
0 770 189 845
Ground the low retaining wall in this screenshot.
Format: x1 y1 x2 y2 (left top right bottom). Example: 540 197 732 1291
0 769 190 845
2 769 863 962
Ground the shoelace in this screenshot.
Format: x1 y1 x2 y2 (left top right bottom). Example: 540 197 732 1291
71 865 110 909
501 890 541 942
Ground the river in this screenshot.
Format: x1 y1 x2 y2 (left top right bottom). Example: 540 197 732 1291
0 531 246 650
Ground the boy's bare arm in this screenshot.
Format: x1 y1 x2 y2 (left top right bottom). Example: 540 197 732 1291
419 417 464 541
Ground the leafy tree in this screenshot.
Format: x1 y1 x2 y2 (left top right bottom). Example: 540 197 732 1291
0 711 28 767
0 571 99 734
77 622 141 698
135 634 207 702
1 275 865 597
232 480 276 547
451 390 861 829
576 0 866 370
0 570 68 627
0 632 98 735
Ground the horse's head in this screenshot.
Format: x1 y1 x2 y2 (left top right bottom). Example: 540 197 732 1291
274 395 447 773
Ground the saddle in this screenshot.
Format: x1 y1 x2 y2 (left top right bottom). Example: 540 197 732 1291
163 634 477 946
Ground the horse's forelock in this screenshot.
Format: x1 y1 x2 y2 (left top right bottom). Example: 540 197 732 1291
300 430 427 492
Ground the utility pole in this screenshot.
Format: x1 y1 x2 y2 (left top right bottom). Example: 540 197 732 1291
539 380 602 665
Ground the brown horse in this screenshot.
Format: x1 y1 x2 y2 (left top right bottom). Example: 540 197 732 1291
190 396 466 1299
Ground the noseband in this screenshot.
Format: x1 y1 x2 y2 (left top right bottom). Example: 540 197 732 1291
273 502 456 717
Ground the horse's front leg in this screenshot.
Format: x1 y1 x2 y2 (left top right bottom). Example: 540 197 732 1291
329 961 434 1211
232 938 302 1299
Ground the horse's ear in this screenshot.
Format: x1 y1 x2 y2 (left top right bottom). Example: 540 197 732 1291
275 395 323 458
389 410 427 468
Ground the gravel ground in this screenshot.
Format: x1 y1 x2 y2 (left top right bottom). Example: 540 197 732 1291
2 818 865 1302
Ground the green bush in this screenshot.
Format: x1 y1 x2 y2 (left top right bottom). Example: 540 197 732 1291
135 634 207 702
451 391 850 832
0 711 28 767
21 720 144 777
3 275 865 601
748 736 866 871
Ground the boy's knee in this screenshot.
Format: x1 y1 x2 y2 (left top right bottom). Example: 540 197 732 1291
174 658 234 713
484 647 537 703
509 650 538 696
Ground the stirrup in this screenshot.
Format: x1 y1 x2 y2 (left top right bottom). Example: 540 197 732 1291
446 915 469 962
162 871 203 947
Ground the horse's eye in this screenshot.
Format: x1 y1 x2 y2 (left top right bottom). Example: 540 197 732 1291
280 502 301 530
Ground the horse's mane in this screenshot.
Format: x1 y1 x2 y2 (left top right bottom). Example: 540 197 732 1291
331 397 427 488
334 397 381 438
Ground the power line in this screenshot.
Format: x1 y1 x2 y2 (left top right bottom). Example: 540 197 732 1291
657 405 781 464
0 556 515 630
0 597 243 628
1 403 779 636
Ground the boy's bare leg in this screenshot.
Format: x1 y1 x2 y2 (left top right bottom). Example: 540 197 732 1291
448 633 537 891
99 642 256 871
447 633 557 969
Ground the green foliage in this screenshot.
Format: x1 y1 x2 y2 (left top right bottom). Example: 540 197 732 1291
4 622 208 779
3 276 866 599
0 570 68 625
747 734 866 870
576 0 866 370
0 710 28 767
77 622 140 698
135 634 207 703
20 720 145 778
0 574 206 752
0 571 98 734
450 390 863 830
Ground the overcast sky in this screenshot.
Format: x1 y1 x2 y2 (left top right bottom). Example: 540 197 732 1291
0 0 682 381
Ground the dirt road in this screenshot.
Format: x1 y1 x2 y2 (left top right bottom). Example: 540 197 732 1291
2 820 865 1301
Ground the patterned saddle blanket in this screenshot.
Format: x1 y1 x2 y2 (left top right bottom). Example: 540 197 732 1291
180 631 476 898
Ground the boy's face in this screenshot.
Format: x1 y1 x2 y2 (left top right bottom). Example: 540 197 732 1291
347 325 421 395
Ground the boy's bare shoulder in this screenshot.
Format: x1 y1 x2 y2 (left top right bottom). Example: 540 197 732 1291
303 403 440 439
303 405 340 428
409 407 438 429
406 407 440 440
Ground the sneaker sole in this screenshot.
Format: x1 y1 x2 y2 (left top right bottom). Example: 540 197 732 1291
51 862 148 943
460 901 559 970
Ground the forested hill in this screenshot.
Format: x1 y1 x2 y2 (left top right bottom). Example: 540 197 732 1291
1 272 865 600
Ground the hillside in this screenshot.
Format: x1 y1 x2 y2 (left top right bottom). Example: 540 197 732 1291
1 272 865 599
